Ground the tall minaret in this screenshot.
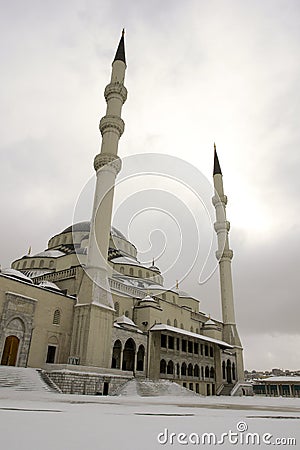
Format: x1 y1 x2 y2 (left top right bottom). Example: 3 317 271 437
212 144 244 381
70 31 127 367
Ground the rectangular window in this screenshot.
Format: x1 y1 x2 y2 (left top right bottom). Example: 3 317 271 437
46 345 56 364
205 344 209 356
161 334 167 348
194 343 199 354
182 339 187 352
210 346 214 357
168 336 174 350
188 341 193 353
200 344 203 355
176 338 180 351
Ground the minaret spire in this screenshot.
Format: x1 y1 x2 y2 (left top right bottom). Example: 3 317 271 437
213 143 222 175
212 144 244 382
113 28 126 64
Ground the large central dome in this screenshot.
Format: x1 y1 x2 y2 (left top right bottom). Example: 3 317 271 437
47 221 137 259
61 221 127 241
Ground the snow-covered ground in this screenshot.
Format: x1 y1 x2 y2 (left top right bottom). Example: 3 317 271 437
0 388 299 450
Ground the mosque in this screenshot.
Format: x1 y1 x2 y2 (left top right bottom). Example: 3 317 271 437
0 32 251 396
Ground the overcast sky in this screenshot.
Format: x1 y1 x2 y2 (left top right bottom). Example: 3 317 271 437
1 0 299 371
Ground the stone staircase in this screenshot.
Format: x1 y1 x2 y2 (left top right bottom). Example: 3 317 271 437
0 366 60 392
218 383 234 396
114 379 197 397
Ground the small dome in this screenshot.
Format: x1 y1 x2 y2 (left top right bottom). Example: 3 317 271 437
38 281 61 291
1 268 33 284
140 294 157 303
115 315 137 328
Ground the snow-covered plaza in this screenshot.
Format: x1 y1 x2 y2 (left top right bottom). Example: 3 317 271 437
0 385 299 450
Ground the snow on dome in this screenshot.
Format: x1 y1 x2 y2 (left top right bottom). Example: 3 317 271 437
139 294 157 303
38 281 61 291
34 250 65 258
61 221 127 240
1 268 33 284
115 315 137 327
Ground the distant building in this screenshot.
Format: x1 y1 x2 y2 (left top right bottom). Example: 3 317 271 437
253 377 300 397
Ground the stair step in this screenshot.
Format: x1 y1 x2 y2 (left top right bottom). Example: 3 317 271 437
0 366 59 393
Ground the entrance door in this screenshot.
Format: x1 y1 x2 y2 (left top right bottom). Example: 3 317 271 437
1 336 20 366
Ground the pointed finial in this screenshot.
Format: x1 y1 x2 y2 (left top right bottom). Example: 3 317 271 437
213 142 222 175
176 280 179 290
113 29 126 64
28 246 32 256
152 258 155 266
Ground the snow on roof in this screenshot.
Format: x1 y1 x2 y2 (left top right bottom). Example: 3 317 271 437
34 250 65 258
150 324 233 348
115 315 137 327
1 268 33 284
139 294 157 303
260 376 300 383
113 256 142 266
38 281 61 291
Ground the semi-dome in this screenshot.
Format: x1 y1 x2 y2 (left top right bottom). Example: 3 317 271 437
1 268 33 284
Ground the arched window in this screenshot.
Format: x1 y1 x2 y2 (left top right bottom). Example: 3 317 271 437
22 260 27 269
210 346 214 357
122 338 136 371
146 271 149 278
196 328 199 334
180 323 184 329
53 309 61 325
172 295 176 303
210 367 215 379
167 319 171 326
201 366 204 378
232 362 236 380
120 266 124 274
49 260 54 269
125 310 129 318
188 363 193 377
190 326 194 332
222 361 226 379
137 345 145 371
160 359 167 374
181 362 187 376
194 364 200 378
205 344 209 356
167 360 174 375
114 302 119 316
39 260 44 269
111 340 122 369
174 319 178 327
205 366 209 378
129 268 134 276
138 269 142 278
30 260 34 268
176 363 180 376
162 293 166 300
